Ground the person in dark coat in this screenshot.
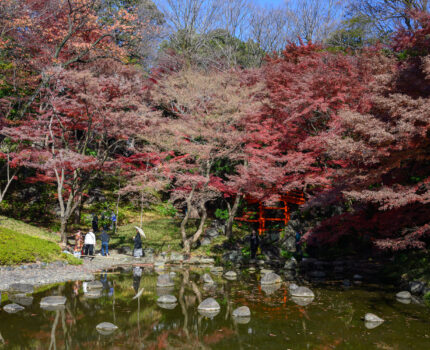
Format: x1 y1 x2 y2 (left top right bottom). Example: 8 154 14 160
100 229 110 256
92 214 99 233
250 229 260 259
134 231 142 257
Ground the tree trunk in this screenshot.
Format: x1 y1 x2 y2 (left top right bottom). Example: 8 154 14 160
60 217 68 243
225 195 241 238
140 190 144 228
183 203 208 255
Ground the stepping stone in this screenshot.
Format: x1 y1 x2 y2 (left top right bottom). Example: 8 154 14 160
290 286 314 298
224 271 237 280
364 313 384 323
3 303 25 313
40 296 67 310
157 295 177 304
210 266 223 274
10 294 33 306
232 306 250 318
8 283 34 294
284 258 297 270
157 274 175 287
198 298 220 312
291 296 314 306
87 281 103 290
96 322 118 335
84 290 102 299
396 291 411 300
202 273 215 284
261 272 282 285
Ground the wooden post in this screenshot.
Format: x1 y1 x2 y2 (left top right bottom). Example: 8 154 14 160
258 202 264 236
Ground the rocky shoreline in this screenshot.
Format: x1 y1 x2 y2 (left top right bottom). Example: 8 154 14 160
0 252 216 292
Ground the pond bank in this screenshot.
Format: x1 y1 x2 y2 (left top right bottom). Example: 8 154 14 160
0 252 217 291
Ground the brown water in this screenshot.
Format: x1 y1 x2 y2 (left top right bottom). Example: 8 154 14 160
1 267 429 349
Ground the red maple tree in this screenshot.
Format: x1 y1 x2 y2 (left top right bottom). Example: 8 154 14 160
2 63 158 241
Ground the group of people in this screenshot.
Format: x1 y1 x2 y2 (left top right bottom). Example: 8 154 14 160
73 225 144 258
91 212 117 234
74 228 110 258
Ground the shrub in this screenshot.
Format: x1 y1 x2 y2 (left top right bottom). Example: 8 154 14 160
152 202 177 217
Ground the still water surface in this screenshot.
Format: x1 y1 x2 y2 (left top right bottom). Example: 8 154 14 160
1 267 429 349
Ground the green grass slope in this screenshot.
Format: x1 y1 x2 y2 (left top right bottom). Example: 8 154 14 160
0 226 61 265
0 215 60 242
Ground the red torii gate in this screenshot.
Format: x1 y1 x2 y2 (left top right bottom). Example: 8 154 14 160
235 191 305 235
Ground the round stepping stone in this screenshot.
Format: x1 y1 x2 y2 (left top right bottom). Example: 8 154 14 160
396 291 411 300
291 296 314 306
198 298 220 312
224 271 237 280
261 272 282 285
364 313 384 323
96 322 118 335
157 295 177 304
232 306 250 318
3 303 25 313
290 286 314 298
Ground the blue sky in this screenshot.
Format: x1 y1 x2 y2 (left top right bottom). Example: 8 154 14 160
255 0 285 6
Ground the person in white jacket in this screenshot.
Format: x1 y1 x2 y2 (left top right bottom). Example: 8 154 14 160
84 230 96 256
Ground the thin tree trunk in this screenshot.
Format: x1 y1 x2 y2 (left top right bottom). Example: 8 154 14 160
0 153 18 204
183 203 208 255
115 177 121 234
181 186 195 252
60 217 68 243
49 310 60 350
140 190 144 228
226 195 241 238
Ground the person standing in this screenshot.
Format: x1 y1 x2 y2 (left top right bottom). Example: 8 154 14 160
84 230 96 256
110 211 117 233
74 230 83 258
100 229 110 256
250 229 260 259
92 214 99 233
134 229 142 257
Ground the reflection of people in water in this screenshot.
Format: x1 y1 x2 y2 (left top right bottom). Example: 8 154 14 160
101 272 109 289
72 281 81 296
133 267 142 293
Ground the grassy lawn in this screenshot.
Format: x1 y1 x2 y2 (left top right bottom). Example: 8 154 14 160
112 211 183 253
0 226 62 265
0 215 60 243
111 210 225 256
0 217 82 265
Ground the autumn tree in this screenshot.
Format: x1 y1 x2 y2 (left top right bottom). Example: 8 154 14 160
149 66 261 250
306 12 430 250
2 63 159 241
229 42 377 210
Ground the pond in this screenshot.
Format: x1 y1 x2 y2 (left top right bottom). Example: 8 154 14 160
1 266 429 349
